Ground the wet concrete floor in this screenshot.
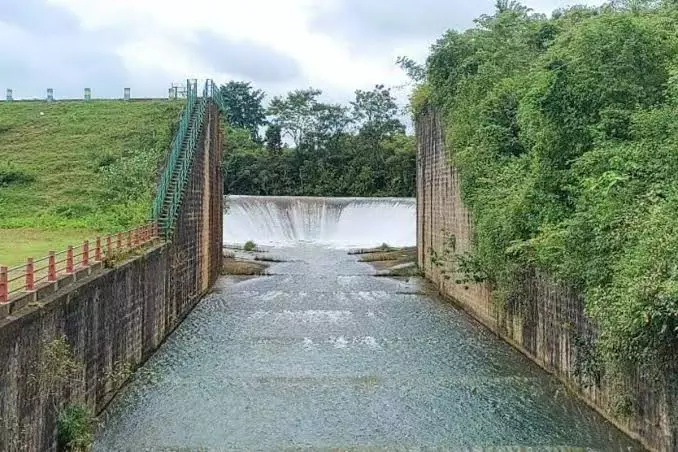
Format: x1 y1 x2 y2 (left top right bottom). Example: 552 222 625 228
94 246 640 451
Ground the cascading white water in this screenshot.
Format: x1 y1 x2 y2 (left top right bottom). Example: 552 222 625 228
223 195 416 248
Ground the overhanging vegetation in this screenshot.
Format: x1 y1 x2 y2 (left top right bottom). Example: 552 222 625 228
414 0 678 382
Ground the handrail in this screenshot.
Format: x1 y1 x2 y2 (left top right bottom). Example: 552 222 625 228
0 222 159 304
152 79 228 238
152 80 198 219
164 94 208 233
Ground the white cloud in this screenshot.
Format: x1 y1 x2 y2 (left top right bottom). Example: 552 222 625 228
24 0 603 103
47 0 411 102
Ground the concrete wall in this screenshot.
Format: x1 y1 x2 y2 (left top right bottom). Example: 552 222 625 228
0 104 223 451
416 106 676 452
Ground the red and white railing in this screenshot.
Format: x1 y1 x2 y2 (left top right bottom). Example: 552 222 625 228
0 222 159 304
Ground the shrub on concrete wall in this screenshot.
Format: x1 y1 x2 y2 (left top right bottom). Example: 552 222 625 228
57 404 94 452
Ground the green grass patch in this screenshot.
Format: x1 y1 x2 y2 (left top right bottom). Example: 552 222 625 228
0 100 182 263
0 229 99 267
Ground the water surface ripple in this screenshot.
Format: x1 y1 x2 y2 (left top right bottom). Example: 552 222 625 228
94 246 639 451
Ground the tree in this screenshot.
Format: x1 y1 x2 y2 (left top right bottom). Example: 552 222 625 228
306 103 352 147
396 56 426 82
268 88 322 147
265 124 283 154
224 127 260 157
352 85 405 139
494 0 531 13
220 81 266 142
419 1 678 382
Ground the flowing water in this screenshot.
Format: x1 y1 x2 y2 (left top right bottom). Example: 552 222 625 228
94 196 639 451
223 195 416 248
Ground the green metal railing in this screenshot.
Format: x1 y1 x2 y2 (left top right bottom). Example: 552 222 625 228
162 82 209 233
210 80 227 114
152 79 199 219
153 79 227 238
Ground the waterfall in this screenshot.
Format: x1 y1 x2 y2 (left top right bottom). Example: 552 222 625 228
223 195 416 248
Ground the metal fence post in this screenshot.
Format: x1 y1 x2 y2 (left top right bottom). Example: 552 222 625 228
82 241 89 267
25 258 34 291
48 252 57 282
66 246 74 273
95 237 102 261
0 266 7 303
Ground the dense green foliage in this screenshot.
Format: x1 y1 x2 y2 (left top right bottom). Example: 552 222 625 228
57 404 94 452
222 85 416 197
418 0 678 380
219 81 267 142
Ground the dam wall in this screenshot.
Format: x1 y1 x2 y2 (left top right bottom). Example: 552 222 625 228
0 105 223 451
416 106 676 451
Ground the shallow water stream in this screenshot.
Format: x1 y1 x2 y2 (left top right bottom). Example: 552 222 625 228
94 245 639 451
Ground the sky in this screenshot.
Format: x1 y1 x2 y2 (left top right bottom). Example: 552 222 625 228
0 0 602 104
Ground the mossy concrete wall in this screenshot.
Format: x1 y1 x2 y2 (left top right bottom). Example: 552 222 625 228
0 105 223 451
416 106 676 452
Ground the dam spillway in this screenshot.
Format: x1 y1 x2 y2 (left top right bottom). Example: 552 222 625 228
223 195 416 248
94 197 639 450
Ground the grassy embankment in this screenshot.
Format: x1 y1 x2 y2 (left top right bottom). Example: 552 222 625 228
0 100 182 267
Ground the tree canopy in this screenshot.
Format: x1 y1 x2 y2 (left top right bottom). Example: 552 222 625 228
219 81 267 142
414 0 678 385
221 83 415 198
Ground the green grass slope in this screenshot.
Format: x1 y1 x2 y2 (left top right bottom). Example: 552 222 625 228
0 100 182 266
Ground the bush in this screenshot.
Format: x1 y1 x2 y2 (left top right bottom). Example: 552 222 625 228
243 240 257 252
94 152 117 170
35 336 83 399
0 165 35 187
57 404 93 452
